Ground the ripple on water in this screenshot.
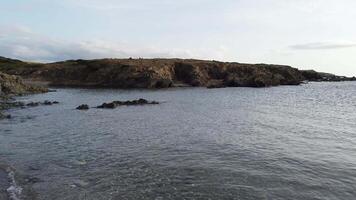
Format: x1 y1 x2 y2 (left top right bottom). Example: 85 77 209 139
0 82 356 199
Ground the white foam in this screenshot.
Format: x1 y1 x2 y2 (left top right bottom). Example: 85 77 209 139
6 169 22 200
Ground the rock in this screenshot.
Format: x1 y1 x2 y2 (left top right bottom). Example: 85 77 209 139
207 80 225 89
27 102 40 107
76 104 89 110
0 112 11 119
25 176 41 183
26 101 59 107
0 57 305 89
97 102 117 109
43 100 53 105
301 70 356 82
0 72 48 96
2 56 354 88
97 99 159 109
0 72 50 120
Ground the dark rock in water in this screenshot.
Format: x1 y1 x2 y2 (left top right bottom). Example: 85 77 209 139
0 101 25 111
27 102 40 107
76 104 89 110
26 101 59 107
0 112 11 119
97 102 118 109
43 100 53 105
25 176 42 183
28 165 41 171
97 99 159 109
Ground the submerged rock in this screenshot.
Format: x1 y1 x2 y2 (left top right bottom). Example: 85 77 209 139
0 112 11 119
97 102 117 109
26 102 40 107
25 176 41 184
43 100 53 105
97 98 159 109
26 101 59 107
76 104 89 110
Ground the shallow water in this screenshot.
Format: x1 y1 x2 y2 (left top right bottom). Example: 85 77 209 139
1 82 356 200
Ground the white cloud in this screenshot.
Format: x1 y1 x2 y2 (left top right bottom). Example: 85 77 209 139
290 42 356 50
0 25 195 62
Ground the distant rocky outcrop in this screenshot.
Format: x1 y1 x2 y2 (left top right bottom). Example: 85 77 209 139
0 71 48 119
0 72 48 97
0 57 354 89
26 101 59 107
97 99 159 109
301 70 356 82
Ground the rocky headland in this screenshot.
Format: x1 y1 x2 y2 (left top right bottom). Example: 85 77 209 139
1 56 354 90
0 71 48 119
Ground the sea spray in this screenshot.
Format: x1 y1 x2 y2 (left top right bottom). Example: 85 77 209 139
6 168 22 200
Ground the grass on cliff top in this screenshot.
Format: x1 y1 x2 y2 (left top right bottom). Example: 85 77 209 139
0 58 44 72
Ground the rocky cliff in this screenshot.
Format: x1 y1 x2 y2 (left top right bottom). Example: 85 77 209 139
0 72 47 96
0 71 48 118
301 70 356 82
0 57 354 89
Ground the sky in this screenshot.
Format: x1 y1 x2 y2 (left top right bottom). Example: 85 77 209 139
0 0 356 76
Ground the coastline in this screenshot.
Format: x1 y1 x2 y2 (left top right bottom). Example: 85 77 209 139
1 57 354 90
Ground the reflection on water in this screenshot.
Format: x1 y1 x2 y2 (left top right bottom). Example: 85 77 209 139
1 82 356 200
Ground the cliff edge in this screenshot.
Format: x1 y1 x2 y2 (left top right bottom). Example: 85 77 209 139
0 57 354 89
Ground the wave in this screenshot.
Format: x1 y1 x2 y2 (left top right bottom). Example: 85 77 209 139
6 167 23 200
0 163 23 200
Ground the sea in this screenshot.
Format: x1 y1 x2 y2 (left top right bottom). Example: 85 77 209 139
1 82 356 200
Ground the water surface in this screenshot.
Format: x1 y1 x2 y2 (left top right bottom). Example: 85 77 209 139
1 82 356 200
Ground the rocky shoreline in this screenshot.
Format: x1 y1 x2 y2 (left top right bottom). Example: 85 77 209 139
1 56 354 90
1 56 355 119
0 72 48 119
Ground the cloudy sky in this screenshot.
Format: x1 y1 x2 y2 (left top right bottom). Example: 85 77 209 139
1 0 356 76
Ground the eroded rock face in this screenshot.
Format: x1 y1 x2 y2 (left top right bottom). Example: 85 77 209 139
0 72 48 97
301 70 356 82
0 58 307 88
97 99 159 109
1 57 354 88
0 72 49 119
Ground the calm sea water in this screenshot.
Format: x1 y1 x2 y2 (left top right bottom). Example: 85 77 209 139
1 82 356 200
